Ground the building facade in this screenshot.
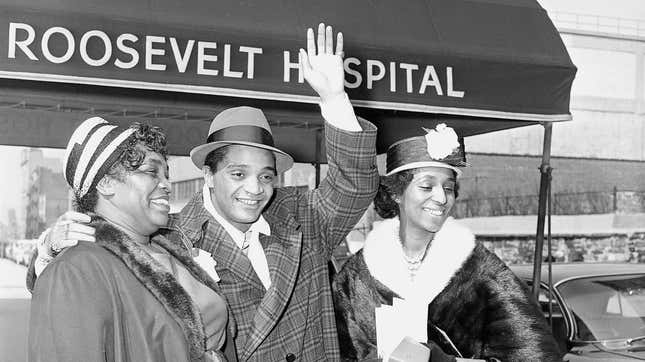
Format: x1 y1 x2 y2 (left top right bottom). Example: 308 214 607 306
19 149 68 239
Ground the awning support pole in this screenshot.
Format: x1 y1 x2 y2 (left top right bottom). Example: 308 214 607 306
532 122 553 298
315 164 321 187
547 174 554 326
314 129 323 187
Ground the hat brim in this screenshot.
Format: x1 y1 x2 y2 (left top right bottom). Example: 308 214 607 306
190 141 294 174
386 161 467 177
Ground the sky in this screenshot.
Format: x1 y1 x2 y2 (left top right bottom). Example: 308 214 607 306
1 0 645 226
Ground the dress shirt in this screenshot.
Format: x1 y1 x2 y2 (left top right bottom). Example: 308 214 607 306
319 92 362 131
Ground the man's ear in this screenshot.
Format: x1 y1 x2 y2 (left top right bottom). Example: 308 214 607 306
203 166 214 188
95 176 117 196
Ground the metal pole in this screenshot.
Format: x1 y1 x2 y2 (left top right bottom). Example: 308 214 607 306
315 163 321 188
532 122 553 299
314 129 322 187
547 172 553 326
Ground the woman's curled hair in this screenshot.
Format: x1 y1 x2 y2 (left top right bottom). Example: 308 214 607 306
373 171 415 219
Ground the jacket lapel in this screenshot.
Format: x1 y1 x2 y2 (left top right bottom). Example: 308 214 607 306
241 214 302 360
206 220 266 292
166 192 265 292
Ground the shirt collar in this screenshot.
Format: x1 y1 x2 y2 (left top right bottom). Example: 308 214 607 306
202 184 271 246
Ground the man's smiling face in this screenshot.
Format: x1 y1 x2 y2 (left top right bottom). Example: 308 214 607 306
205 144 276 232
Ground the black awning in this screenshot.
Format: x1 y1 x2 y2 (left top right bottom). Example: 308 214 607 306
0 0 576 160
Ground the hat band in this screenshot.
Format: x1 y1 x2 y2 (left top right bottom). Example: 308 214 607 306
386 136 465 174
207 125 274 147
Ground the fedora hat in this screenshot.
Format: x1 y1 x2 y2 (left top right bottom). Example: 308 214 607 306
190 106 294 173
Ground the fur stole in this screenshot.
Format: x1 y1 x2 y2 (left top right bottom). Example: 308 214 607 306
362 217 475 304
92 217 224 362
336 219 563 361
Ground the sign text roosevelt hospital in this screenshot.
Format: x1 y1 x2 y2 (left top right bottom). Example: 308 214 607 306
5 21 465 99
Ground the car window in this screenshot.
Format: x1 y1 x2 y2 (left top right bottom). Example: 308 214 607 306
605 290 645 317
558 274 645 341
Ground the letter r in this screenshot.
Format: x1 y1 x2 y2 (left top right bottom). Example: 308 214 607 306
8 23 38 60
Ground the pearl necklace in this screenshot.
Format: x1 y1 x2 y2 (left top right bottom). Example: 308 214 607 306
397 227 432 280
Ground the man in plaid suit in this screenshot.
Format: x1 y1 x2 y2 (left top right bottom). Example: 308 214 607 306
29 23 378 361
161 23 378 360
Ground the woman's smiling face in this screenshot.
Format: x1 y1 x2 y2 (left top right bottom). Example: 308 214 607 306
397 166 456 235
109 149 171 235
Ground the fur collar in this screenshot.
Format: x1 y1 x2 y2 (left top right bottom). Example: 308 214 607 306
93 217 222 361
362 217 475 305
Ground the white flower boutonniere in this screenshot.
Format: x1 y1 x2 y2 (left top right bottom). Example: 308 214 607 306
193 247 220 282
423 123 460 160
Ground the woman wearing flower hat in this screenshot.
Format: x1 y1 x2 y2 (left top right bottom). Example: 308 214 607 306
332 124 561 361
28 118 235 362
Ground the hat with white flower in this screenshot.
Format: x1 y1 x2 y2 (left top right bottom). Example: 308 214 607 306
385 123 467 176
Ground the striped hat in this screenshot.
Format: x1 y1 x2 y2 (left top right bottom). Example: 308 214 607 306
63 117 137 198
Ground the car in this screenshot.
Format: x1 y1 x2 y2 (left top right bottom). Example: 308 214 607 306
511 263 645 361
5 240 37 266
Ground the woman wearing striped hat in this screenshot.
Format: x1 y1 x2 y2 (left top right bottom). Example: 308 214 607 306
28 118 235 362
332 124 561 361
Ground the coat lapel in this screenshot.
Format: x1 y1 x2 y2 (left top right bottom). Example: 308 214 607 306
92 218 206 361
241 214 302 360
154 232 238 340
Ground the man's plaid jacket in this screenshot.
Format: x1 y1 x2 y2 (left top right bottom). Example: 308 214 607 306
162 119 378 361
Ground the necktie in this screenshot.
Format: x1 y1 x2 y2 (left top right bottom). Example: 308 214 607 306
241 230 252 256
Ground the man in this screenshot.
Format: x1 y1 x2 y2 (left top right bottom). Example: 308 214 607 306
28 23 378 361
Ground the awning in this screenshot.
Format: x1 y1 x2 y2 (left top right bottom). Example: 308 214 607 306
0 0 576 160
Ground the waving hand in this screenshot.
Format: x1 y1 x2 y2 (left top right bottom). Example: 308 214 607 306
299 23 345 102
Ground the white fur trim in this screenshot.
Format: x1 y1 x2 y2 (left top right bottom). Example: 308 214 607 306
363 217 476 305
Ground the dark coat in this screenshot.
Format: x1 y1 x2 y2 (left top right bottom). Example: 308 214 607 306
160 120 379 362
28 218 236 362
333 218 562 362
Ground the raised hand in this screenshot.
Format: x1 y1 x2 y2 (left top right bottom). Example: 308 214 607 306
39 211 95 257
299 23 345 102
